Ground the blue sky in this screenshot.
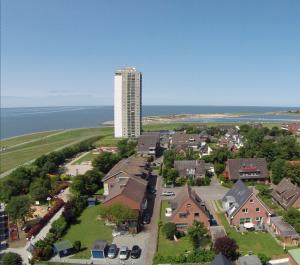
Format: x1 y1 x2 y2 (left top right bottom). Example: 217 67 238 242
1 0 300 107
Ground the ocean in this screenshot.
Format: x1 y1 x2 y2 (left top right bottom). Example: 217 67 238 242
1 105 300 139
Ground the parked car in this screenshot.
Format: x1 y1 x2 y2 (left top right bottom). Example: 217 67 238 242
142 212 151 224
149 186 156 194
119 246 128 260
161 191 175 196
107 244 117 259
112 227 128 237
131 245 141 259
165 208 172 217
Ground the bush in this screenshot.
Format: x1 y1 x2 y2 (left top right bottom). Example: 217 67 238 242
258 253 271 265
2 252 23 265
73 240 81 252
214 236 239 261
162 222 177 240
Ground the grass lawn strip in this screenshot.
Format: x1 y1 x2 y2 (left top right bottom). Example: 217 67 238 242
215 201 285 258
63 205 112 259
157 200 193 256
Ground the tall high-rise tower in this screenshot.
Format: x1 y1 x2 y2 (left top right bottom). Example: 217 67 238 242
114 67 142 138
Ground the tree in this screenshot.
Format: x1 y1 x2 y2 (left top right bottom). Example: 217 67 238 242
283 208 300 233
258 253 271 265
50 217 67 237
73 240 81 252
214 236 239 261
162 222 177 240
214 163 225 175
6 195 32 224
117 139 137 158
29 178 51 202
92 152 120 174
187 220 208 249
99 203 135 224
162 168 179 184
2 252 23 265
271 159 288 184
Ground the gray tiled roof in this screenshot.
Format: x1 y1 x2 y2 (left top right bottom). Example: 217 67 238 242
137 133 160 152
270 216 300 239
222 180 252 217
211 253 232 265
271 178 300 209
174 160 206 177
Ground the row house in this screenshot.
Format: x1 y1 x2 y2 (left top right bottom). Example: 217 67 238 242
137 132 161 157
174 160 206 180
281 123 300 135
224 158 269 182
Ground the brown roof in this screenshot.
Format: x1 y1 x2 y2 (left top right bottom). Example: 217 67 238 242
103 156 148 182
171 133 205 147
174 160 206 177
227 158 268 180
137 133 160 152
103 175 147 206
170 185 209 218
271 178 300 209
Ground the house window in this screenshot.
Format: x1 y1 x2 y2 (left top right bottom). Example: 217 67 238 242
256 208 260 212
256 217 263 222
187 204 191 207
250 199 254 203
240 218 245 224
242 208 248 213
194 213 199 217
179 212 188 218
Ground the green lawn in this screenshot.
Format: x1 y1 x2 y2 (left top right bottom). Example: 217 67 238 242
72 151 99 165
157 200 193 256
0 127 113 174
215 206 285 258
63 205 113 259
1 130 62 148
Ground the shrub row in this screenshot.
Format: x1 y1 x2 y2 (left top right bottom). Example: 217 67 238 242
26 198 65 240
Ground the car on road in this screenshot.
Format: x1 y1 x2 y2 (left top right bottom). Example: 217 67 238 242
161 191 175 196
107 244 117 259
149 186 156 194
142 212 151 224
119 246 128 260
131 245 141 259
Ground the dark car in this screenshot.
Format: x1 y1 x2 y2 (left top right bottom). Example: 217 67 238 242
107 244 117 259
142 212 151 224
130 245 141 259
149 186 156 194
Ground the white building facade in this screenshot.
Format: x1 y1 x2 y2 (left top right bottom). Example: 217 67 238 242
114 67 142 138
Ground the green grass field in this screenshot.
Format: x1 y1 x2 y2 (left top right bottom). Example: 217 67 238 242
0 127 113 174
216 207 285 258
157 200 193 256
0 130 62 148
71 151 99 165
63 205 113 259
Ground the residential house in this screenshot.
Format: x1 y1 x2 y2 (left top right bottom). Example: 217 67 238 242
270 216 300 246
170 185 210 231
281 123 300 135
53 240 74 258
210 253 232 265
174 160 206 179
271 178 300 210
137 132 160 156
0 203 8 250
102 156 149 231
91 240 108 259
102 156 149 196
170 133 206 152
199 142 212 157
224 158 269 182
222 180 272 227
238 255 262 265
